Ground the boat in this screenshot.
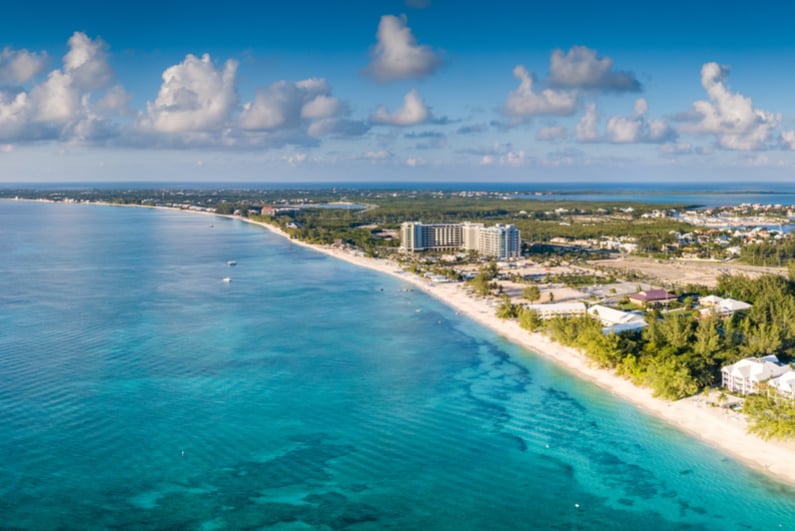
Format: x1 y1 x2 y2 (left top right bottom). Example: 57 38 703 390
227 260 237 266
223 277 232 283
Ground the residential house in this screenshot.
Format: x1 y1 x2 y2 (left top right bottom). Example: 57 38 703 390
587 304 647 335
698 295 752 318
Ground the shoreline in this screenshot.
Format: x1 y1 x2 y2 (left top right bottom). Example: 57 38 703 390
235 214 795 489
7 198 795 488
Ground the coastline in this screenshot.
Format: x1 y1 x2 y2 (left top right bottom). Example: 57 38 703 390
6 198 795 488
236 214 795 489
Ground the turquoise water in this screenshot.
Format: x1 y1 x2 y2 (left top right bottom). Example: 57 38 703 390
2 201 795 530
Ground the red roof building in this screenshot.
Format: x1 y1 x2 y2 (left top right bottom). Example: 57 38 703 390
627 289 677 306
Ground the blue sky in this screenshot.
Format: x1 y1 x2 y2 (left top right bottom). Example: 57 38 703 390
2 0 795 183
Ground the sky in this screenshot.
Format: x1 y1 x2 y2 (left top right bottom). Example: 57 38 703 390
2 0 795 183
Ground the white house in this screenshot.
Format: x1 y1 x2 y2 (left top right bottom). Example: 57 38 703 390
768 371 795 399
587 304 647 335
721 355 791 395
699 295 751 318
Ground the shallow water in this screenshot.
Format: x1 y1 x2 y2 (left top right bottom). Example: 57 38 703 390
1 201 794 530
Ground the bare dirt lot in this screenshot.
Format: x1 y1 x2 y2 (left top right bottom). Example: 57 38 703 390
590 256 786 288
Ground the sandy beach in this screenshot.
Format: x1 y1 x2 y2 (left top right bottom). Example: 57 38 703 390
236 215 795 488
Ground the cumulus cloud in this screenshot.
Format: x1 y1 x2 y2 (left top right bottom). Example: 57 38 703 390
0 32 120 142
370 88 429 126
680 62 780 151
605 98 676 143
63 32 112 90
365 14 442 82
504 65 577 119
471 142 529 167
0 47 47 84
141 53 237 133
780 130 795 150
575 103 599 142
548 45 641 92
536 125 567 141
242 78 333 130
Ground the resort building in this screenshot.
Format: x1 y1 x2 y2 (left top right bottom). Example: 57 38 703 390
400 222 520 259
524 302 586 320
721 355 791 395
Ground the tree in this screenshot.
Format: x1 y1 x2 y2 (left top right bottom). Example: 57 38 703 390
496 294 518 319
518 307 543 331
523 285 541 302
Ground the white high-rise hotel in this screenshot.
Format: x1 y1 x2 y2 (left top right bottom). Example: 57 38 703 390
400 222 521 259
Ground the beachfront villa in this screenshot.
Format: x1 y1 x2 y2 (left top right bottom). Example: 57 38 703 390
524 301 586 320
627 288 677 307
400 221 520 259
721 355 791 395
587 304 647 335
698 295 752 318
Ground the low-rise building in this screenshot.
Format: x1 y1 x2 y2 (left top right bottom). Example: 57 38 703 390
698 295 752 318
721 355 791 395
524 302 586 320
627 289 677 307
587 304 647 335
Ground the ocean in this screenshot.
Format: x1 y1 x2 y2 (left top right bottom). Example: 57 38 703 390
1 200 795 530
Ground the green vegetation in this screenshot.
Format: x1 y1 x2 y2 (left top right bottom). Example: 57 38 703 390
743 392 795 440
740 240 795 267
513 274 795 406
522 285 541 302
468 262 499 296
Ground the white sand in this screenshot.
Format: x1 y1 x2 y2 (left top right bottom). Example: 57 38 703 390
240 216 795 488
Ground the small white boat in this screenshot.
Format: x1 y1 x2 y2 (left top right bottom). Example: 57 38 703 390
223 277 232 283
227 260 237 266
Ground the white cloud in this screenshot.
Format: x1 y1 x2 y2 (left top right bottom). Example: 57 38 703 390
504 65 577 119
241 78 333 130
476 142 528 167
681 62 780 151
605 99 676 144
0 32 118 142
141 53 238 133
575 103 599 142
781 130 795 150
370 88 429 126
0 47 47 84
301 94 341 120
535 125 567 141
548 45 641 92
63 32 112 90
365 14 442 82
238 77 365 141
